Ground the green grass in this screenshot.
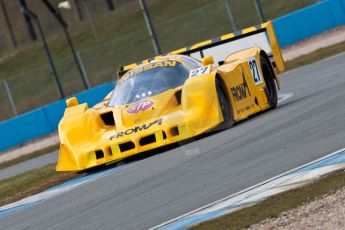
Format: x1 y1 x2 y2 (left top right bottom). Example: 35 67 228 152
0 164 79 206
0 0 316 121
191 169 345 230
0 144 59 170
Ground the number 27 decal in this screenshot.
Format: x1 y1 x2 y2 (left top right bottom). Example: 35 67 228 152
247 57 263 86
189 66 210 78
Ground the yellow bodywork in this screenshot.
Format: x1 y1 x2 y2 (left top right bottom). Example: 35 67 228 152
57 61 223 171
56 21 284 172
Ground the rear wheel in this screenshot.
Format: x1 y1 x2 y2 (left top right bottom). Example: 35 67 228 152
215 78 232 124
260 55 278 108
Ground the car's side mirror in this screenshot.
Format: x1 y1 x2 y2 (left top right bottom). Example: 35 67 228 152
66 97 79 108
201 56 214 66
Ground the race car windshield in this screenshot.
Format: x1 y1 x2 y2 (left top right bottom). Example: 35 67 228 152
109 61 189 106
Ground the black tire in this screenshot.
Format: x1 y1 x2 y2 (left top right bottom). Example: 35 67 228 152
260 55 278 108
215 78 232 123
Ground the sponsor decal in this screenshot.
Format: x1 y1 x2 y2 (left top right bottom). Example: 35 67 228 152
122 61 176 81
127 100 154 114
231 73 251 102
237 104 255 114
110 118 163 140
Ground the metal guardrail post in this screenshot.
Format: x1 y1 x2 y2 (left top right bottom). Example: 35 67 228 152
36 19 65 99
139 0 161 55
2 79 17 116
253 0 266 23
224 0 238 32
19 0 37 41
20 6 65 99
76 51 91 89
0 0 17 47
83 1 99 45
41 0 90 90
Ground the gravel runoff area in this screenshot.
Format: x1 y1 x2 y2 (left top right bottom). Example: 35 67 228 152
1 25 345 164
248 184 345 230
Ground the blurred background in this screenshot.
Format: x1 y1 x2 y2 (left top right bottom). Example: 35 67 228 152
0 0 318 121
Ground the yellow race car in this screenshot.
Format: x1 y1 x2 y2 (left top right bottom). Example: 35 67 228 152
56 21 285 172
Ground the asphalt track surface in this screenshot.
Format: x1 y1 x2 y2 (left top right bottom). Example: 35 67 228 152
0 151 58 180
2 53 345 230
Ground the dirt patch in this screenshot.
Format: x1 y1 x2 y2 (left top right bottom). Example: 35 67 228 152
249 181 345 230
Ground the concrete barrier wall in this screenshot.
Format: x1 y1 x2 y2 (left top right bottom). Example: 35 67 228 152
273 0 345 47
0 83 114 152
1 0 345 152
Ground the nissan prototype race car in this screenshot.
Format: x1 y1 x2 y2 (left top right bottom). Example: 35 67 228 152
56 21 285 171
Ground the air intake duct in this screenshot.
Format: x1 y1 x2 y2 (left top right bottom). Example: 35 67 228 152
100 111 115 126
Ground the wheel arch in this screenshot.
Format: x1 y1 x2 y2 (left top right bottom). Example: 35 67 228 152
259 50 280 90
215 72 231 104
215 72 234 124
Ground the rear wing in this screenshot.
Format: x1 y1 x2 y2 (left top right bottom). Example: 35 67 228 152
118 21 285 77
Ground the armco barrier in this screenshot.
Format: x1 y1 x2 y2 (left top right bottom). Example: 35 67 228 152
274 0 345 47
1 0 345 153
0 82 114 152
